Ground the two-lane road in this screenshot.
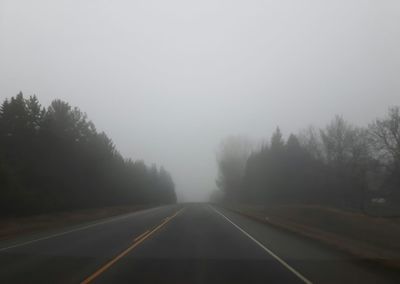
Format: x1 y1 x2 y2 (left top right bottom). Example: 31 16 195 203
87 204 307 284
0 204 399 283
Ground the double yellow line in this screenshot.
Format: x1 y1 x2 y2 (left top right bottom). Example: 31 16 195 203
81 208 185 284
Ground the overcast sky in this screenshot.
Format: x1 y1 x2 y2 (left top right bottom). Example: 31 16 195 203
1 0 399 201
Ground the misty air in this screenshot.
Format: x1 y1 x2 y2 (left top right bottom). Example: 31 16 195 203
0 1 399 283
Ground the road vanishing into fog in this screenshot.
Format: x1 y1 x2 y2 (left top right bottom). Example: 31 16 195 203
0 203 399 284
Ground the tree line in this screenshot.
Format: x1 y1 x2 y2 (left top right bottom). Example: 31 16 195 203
0 92 176 217
216 107 400 213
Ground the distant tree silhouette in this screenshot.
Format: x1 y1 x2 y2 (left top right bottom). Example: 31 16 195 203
216 136 251 201
369 107 400 199
216 108 400 213
0 93 176 217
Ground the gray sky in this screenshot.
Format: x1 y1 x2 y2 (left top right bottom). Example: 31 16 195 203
1 0 399 201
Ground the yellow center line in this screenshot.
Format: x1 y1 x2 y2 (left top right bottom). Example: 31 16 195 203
133 230 150 242
81 207 185 284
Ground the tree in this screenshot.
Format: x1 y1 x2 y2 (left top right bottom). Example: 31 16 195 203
320 116 370 171
298 126 324 160
270 127 284 151
319 116 371 208
216 136 251 201
0 93 177 216
158 167 177 204
220 118 378 210
369 106 400 195
369 107 400 164
26 95 45 132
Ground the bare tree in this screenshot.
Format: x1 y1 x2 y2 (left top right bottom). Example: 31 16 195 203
320 116 370 171
369 107 400 194
298 126 324 160
369 107 400 165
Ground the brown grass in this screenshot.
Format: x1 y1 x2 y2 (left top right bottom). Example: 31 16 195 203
0 205 151 241
225 203 400 269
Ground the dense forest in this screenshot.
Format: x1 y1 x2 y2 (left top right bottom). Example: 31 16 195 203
216 107 400 214
0 93 176 217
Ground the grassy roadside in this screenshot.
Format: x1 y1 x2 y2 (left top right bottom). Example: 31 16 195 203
0 205 153 241
223 203 400 270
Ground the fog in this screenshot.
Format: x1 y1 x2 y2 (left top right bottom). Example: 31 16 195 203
1 0 399 202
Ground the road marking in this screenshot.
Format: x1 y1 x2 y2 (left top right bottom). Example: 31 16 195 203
0 206 170 252
133 230 150 242
210 206 312 284
81 207 185 284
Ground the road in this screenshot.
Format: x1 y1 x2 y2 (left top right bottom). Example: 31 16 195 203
0 203 399 283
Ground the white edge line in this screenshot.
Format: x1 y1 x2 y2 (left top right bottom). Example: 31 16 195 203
0 206 168 252
210 205 312 284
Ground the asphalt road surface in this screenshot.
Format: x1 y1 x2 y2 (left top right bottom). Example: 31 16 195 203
0 203 399 284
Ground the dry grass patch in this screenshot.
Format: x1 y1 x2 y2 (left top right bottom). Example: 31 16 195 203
226 203 400 269
0 205 150 241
